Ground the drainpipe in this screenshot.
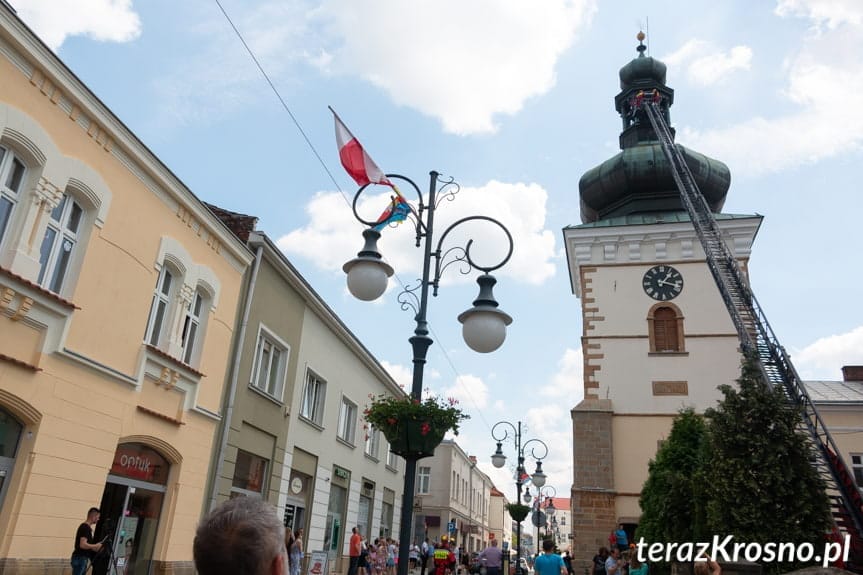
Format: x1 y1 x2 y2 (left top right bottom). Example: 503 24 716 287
208 240 264 511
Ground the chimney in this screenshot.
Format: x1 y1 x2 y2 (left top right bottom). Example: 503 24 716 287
469 456 477 464
841 366 863 382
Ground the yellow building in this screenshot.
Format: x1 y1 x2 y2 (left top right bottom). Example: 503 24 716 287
0 5 251 573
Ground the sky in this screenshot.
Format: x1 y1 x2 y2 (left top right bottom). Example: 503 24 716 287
10 0 863 503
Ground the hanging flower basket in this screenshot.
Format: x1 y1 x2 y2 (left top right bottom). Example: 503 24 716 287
364 392 469 460
384 419 446 459
506 503 531 522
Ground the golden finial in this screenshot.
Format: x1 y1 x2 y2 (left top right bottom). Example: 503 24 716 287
637 31 646 42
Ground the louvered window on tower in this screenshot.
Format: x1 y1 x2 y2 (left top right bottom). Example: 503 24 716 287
648 303 685 353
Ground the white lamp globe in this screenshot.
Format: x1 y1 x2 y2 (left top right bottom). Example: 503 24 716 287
461 310 508 353
491 443 506 468
531 469 547 488
346 260 391 301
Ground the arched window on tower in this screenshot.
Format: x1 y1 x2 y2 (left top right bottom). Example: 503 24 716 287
647 303 685 353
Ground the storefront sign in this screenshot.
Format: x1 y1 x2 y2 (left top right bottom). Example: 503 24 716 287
308 551 328 575
110 444 169 484
333 466 349 480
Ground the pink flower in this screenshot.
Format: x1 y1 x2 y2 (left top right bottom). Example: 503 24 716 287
420 422 431 436
387 417 398 425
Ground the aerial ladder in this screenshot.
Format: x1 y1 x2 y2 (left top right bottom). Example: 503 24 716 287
641 99 863 571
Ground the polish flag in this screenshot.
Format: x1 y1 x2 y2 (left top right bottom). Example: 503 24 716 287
331 107 392 188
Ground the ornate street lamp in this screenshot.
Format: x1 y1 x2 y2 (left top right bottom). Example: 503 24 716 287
490 421 548 575
345 172 514 575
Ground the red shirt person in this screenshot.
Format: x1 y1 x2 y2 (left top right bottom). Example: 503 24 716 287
348 527 362 575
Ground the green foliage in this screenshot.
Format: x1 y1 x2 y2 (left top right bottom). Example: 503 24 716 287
637 408 709 545
701 356 831 572
506 503 531 522
363 392 470 436
638 355 832 574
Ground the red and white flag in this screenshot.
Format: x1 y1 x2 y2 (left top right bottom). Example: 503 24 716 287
330 107 392 188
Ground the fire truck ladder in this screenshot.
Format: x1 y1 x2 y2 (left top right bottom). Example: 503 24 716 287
642 99 863 570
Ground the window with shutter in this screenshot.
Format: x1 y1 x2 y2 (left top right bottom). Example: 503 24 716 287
648 303 685 354
654 307 678 351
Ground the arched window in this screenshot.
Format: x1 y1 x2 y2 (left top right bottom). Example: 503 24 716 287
180 288 205 364
0 146 26 247
0 408 23 511
145 266 176 348
647 303 685 353
37 192 83 293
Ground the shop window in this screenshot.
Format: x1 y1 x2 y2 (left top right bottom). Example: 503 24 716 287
365 427 380 459
647 303 685 353
0 147 25 249
231 449 268 497
0 408 23 511
36 192 83 294
380 498 394 538
417 466 431 494
338 397 357 445
300 370 326 426
251 328 289 400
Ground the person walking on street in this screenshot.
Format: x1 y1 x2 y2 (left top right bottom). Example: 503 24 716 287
614 526 628 553
349 527 363 575
420 538 431 575
289 529 304 575
562 551 573 575
605 548 623 575
534 540 566 575
478 538 503 575
71 507 103 575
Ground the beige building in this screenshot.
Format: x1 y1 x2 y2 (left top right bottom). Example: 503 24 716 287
805 367 863 494
0 5 251 573
202 211 407 572
488 487 509 546
414 440 494 553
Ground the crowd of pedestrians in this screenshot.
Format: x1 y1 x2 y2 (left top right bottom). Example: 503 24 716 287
184 497 712 575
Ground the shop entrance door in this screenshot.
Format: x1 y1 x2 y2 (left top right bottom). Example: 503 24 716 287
94 443 170 575
96 477 166 575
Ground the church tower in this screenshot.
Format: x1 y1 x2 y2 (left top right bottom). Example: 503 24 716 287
563 35 762 562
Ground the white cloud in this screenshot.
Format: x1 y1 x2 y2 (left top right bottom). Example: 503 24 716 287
315 0 596 134
679 3 863 177
380 360 412 391
775 0 863 29
12 0 141 51
443 374 490 410
277 181 557 286
150 0 595 134
791 325 863 380
662 39 752 86
540 347 584 402
524 405 572 493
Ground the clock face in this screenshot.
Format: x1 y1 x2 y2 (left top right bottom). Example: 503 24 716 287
642 265 684 301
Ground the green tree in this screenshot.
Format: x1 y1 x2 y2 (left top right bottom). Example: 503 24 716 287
637 408 709 546
702 355 832 572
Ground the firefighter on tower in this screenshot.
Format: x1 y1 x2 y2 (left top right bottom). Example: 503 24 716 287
433 537 457 575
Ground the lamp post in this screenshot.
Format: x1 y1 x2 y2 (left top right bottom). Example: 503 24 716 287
525 484 556 551
344 172 514 575
490 421 548 575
